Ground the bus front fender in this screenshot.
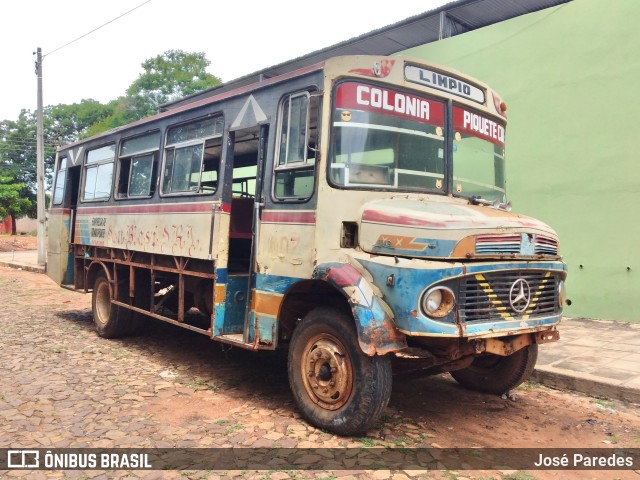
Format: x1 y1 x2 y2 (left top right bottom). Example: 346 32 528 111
312 262 407 356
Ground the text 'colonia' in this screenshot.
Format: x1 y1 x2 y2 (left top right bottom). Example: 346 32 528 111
356 85 430 121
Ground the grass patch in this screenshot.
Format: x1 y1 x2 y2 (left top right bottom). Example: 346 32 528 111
112 347 129 359
515 381 539 392
503 472 538 480
593 398 617 413
184 378 219 391
357 437 377 447
223 423 244 436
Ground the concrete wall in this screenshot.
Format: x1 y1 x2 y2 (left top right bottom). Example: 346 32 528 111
403 0 640 322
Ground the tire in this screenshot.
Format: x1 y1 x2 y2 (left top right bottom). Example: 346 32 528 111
450 343 538 394
287 307 392 436
91 271 130 339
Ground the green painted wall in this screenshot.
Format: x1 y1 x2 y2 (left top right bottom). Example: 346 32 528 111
402 0 640 322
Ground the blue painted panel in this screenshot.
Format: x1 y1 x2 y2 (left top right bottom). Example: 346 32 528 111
247 313 276 347
223 275 249 334
358 258 566 336
463 314 561 336
77 219 90 245
64 252 74 285
255 273 302 294
215 267 228 284
214 303 225 336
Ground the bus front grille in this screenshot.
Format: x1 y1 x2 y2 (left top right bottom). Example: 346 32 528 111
459 270 559 323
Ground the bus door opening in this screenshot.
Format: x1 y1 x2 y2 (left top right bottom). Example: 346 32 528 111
47 156 81 287
220 125 268 343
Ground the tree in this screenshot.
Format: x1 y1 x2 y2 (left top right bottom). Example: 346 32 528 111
48 99 114 144
125 50 222 120
0 109 59 233
0 111 39 189
0 50 222 226
83 50 222 137
0 177 31 235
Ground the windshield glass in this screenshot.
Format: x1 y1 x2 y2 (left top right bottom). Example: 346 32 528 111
330 82 446 193
452 105 506 202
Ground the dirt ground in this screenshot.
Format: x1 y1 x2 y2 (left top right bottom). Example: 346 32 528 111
0 233 38 252
1 266 640 479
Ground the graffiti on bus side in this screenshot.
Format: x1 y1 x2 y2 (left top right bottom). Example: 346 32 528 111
107 223 201 256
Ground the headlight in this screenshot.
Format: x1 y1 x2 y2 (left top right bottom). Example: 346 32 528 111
421 286 455 318
558 280 567 308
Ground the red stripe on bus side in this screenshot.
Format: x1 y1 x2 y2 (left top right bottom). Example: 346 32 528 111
261 211 316 224
48 208 71 215
76 203 213 215
362 209 447 228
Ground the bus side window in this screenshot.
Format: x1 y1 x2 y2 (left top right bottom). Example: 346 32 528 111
116 131 161 199
161 116 223 195
52 156 68 205
83 144 115 201
273 91 319 200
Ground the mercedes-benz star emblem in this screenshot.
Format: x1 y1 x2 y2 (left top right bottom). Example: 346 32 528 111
509 278 531 313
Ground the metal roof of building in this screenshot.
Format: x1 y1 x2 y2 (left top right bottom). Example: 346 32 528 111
164 0 570 110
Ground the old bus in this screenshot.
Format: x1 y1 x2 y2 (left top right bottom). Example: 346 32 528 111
47 55 567 435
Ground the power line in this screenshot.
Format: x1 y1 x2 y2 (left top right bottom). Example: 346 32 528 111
44 0 152 58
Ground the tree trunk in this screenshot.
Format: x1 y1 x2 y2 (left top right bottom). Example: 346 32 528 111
10 213 17 236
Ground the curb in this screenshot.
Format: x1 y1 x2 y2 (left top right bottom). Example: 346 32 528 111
532 367 640 405
0 261 45 274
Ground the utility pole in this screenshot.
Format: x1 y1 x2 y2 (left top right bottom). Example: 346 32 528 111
35 48 46 266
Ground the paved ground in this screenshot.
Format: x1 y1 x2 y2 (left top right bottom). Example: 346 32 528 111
1 257 640 479
2 249 639 405
535 319 640 404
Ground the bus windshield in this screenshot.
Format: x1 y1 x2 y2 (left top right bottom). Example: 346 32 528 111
328 82 507 202
452 105 506 203
329 82 446 193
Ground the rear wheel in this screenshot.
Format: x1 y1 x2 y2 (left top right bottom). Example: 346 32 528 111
288 307 392 436
450 343 538 394
92 271 130 338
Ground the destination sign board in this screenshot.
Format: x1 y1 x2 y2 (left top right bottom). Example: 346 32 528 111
405 65 485 104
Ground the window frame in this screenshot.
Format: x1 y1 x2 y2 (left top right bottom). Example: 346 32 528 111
327 79 448 195
272 89 320 202
115 131 161 200
160 115 224 197
450 102 507 202
52 156 68 206
81 143 116 203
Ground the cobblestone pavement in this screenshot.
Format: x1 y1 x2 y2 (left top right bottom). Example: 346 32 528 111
1 266 640 480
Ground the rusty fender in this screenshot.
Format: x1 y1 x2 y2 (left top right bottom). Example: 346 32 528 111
472 329 560 356
313 262 407 356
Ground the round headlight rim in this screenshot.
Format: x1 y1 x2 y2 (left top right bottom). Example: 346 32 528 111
558 280 566 308
421 285 456 319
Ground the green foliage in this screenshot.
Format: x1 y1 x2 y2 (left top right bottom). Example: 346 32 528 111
0 108 59 191
0 50 221 216
0 177 32 231
88 50 222 135
127 49 221 117
48 99 114 143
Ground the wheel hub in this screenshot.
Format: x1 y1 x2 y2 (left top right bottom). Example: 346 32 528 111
301 334 353 410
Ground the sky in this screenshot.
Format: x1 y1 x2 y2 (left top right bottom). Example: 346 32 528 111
2 0 450 122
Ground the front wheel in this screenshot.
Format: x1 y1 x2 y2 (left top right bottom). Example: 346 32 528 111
450 343 538 394
287 307 392 436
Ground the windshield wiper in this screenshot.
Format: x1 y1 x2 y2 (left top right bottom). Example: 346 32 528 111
469 195 512 211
